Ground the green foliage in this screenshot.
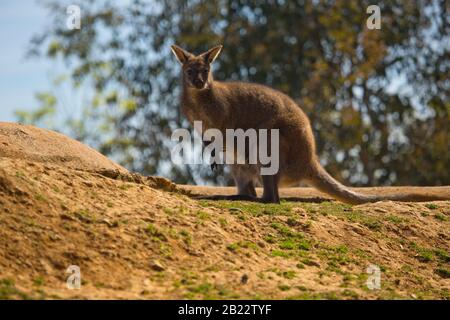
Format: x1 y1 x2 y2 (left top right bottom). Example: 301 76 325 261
22 0 449 186
15 92 56 127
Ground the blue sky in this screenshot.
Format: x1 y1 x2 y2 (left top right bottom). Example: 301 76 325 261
0 1 52 121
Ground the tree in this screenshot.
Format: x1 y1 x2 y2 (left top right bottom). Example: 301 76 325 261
21 0 449 186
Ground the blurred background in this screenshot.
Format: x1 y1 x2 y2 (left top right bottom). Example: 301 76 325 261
1 0 448 186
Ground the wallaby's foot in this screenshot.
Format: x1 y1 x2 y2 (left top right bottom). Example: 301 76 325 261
261 175 280 204
260 196 280 204
193 194 258 202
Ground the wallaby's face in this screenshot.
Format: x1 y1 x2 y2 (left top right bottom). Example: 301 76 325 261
171 44 222 90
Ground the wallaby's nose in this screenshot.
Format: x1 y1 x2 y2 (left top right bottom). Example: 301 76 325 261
193 79 204 88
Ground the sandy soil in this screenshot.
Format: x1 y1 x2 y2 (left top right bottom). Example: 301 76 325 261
0 123 449 300
181 185 450 202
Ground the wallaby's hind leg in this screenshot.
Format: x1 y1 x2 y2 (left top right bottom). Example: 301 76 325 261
231 164 258 197
235 176 257 197
237 180 257 197
261 174 280 203
193 165 258 202
196 169 280 204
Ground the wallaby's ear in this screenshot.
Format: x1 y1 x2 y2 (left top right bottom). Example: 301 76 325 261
171 45 193 64
200 45 223 64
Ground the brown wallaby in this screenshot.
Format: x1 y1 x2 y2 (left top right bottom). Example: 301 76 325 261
171 44 449 204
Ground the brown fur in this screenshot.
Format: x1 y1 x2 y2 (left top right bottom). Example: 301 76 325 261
171 44 449 204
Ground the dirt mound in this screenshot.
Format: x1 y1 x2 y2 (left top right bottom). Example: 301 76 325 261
0 122 127 175
0 124 449 299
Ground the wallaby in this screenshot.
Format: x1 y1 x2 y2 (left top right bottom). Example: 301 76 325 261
171 44 449 204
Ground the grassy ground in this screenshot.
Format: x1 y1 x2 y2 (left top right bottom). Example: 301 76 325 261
0 157 449 299
194 200 449 299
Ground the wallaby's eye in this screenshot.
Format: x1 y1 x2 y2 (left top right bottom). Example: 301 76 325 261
186 69 193 76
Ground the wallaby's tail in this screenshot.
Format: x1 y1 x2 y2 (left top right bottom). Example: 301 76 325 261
306 162 449 205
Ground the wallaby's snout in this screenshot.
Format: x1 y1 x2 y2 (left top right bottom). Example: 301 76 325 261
192 78 205 89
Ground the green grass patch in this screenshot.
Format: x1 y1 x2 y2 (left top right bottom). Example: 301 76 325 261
179 230 192 246
33 276 45 286
218 217 228 227
270 222 312 254
304 202 384 231
187 282 212 294
35 193 47 202
287 291 340 300
410 243 434 262
199 200 295 216
434 213 447 221
434 249 450 263
145 223 167 241
73 209 95 223
435 268 450 279
271 250 292 258
386 215 406 224
119 184 132 190
278 270 296 279
278 284 291 291
15 171 26 179
226 241 258 252
317 245 354 274
0 279 30 300
185 282 239 299
196 210 210 220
